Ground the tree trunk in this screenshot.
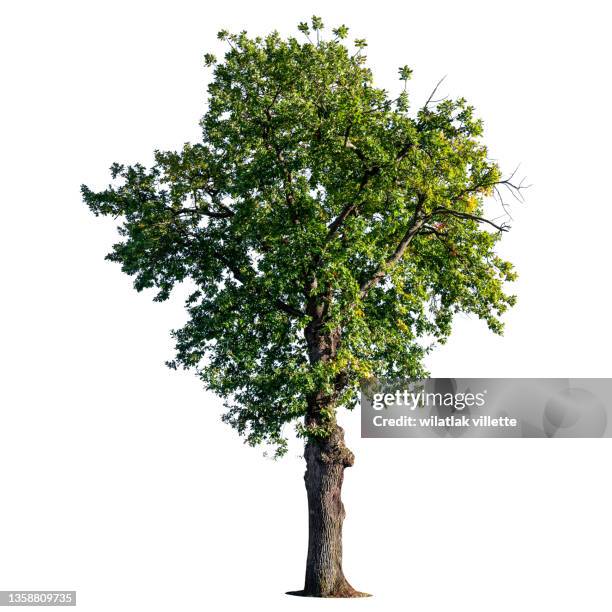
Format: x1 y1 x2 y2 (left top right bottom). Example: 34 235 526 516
290 314 367 596
294 425 367 597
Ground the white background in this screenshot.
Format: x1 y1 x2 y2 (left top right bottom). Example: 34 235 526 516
1 1 611 610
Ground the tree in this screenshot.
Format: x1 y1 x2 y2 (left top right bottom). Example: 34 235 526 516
82 17 523 597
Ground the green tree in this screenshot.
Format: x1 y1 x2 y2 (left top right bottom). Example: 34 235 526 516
83 17 523 597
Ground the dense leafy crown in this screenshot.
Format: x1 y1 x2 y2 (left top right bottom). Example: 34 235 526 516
83 18 520 455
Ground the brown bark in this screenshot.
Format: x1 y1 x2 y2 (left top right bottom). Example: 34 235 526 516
288 425 369 597
288 300 369 597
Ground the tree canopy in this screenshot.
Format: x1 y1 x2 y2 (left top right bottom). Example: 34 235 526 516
83 17 521 456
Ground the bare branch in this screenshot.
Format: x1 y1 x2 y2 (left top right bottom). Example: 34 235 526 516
490 166 531 219
431 207 511 232
424 75 447 108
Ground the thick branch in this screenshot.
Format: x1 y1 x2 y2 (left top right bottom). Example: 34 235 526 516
359 195 427 298
171 205 233 219
172 222 305 319
218 254 305 318
324 166 377 242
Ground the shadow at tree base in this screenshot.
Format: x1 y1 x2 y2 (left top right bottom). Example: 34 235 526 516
286 589 372 598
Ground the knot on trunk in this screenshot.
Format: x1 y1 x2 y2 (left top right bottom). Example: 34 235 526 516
301 423 364 597
311 425 355 468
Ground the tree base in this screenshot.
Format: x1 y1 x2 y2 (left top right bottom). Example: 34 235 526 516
286 589 372 598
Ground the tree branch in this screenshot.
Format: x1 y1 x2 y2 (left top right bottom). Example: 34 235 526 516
424 75 448 108
171 204 233 219
218 254 305 318
359 195 427 298
324 166 377 242
430 207 510 232
170 220 304 319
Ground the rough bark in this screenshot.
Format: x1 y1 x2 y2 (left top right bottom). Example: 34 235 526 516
288 301 369 597
287 425 368 597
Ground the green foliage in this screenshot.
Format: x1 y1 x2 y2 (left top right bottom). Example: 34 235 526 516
203 53 216 67
332 25 349 40
398 65 413 81
83 19 518 456
310 16 324 32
